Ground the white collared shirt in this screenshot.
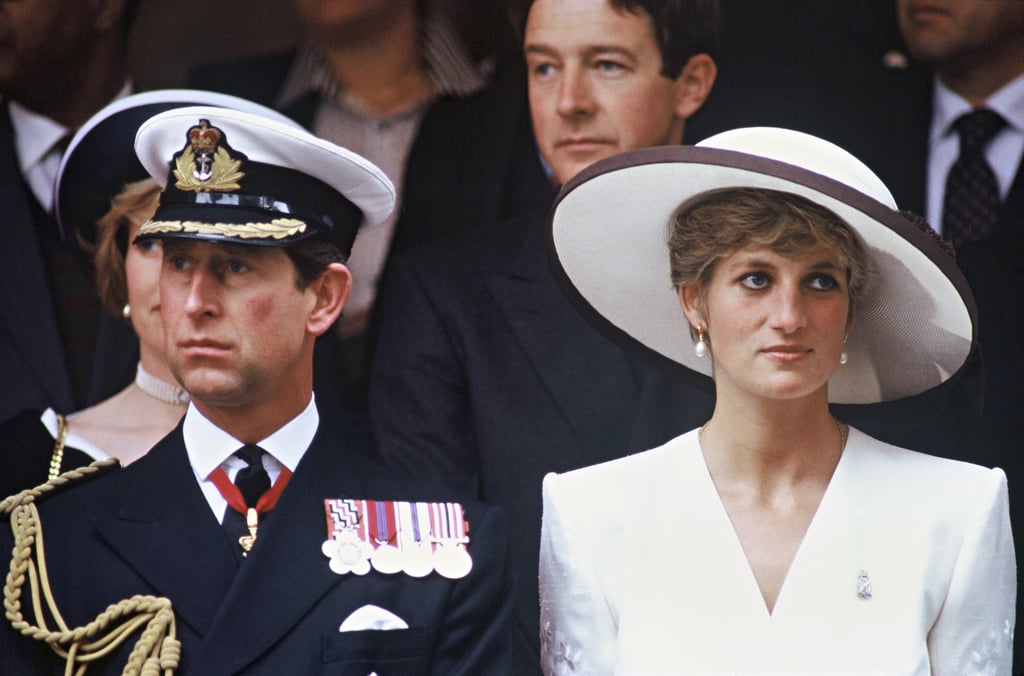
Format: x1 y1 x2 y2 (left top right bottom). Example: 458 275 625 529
184 395 319 522
5 82 132 213
7 100 70 214
925 73 1024 232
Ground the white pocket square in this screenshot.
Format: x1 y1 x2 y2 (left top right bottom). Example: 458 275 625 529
338 604 409 632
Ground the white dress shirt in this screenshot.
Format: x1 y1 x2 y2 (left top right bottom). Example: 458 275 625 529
184 396 319 522
7 100 71 214
5 82 132 214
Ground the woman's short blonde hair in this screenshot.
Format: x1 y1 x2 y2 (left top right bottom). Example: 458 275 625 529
83 178 162 318
668 187 869 334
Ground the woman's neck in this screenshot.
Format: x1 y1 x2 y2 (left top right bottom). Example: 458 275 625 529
138 348 180 390
698 392 844 496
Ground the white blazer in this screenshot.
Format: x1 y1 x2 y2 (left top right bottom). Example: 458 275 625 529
539 427 1015 675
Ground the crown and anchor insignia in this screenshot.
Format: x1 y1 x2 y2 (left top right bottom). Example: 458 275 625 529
172 118 245 192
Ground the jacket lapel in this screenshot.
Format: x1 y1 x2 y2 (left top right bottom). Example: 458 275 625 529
194 423 368 673
92 429 239 637
998 154 1024 235
485 213 642 453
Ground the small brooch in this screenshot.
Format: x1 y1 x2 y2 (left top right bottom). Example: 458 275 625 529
856 570 872 600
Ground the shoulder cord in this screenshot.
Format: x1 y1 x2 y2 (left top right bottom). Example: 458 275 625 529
47 414 68 481
1 463 180 675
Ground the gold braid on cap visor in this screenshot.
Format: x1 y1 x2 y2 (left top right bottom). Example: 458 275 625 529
138 217 308 240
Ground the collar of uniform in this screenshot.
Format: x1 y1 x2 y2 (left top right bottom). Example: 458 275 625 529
275 9 489 112
184 395 319 479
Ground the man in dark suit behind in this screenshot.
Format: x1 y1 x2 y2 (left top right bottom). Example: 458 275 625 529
1 106 515 674
0 0 140 421
895 0 1024 666
369 0 719 668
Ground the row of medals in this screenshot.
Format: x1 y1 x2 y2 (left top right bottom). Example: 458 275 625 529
322 529 473 580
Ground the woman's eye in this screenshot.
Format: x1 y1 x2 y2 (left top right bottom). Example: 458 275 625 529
740 272 768 289
228 260 249 274
809 274 839 291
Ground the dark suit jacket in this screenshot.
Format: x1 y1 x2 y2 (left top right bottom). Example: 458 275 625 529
0 105 137 422
0 416 517 675
184 50 551 411
369 210 715 667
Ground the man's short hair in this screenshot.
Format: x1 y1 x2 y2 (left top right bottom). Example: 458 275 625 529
284 236 347 290
510 0 719 79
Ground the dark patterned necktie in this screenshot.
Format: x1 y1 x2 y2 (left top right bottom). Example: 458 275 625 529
222 445 270 550
941 108 1006 248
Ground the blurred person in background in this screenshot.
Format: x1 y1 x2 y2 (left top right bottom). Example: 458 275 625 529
0 0 141 421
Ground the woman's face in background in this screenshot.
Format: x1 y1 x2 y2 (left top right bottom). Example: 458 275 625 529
125 215 166 365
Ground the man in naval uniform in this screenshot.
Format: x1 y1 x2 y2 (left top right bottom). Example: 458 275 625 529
0 106 515 675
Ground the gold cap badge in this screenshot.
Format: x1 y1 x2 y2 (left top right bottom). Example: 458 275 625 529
172 119 244 193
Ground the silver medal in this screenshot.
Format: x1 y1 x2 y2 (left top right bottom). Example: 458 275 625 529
370 543 404 574
432 543 473 579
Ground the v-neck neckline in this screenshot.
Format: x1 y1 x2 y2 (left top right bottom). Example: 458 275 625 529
692 431 853 619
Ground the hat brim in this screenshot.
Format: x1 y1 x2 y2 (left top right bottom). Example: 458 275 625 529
549 145 977 406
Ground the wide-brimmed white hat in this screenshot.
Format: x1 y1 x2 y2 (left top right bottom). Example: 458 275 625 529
549 127 977 405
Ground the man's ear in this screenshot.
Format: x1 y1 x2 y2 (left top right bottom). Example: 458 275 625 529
306 263 352 336
672 53 717 120
677 284 705 329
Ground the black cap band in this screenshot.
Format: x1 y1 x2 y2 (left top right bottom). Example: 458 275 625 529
153 159 363 252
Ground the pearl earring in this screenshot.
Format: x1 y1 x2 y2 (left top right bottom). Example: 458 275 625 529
695 325 708 358
839 350 848 365
122 303 131 319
